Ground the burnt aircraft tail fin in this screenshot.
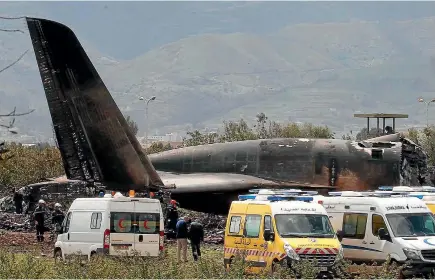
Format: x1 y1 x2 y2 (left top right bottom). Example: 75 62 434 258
26 17 164 192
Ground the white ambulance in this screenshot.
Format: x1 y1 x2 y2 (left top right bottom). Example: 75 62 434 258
54 191 164 260
377 186 435 214
313 191 435 277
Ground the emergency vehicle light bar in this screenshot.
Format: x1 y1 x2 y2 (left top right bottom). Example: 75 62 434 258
328 191 364 197
409 194 425 199
248 189 318 195
329 190 421 198
267 195 314 202
238 194 315 202
376 189 435 199
238 194 257 201
378 186 435 192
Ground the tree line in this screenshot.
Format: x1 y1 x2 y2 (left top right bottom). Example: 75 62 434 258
0 143 64 191
145 112 335 154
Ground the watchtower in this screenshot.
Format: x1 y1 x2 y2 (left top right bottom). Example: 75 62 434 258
353 113 409 136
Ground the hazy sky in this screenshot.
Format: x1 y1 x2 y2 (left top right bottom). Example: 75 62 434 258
2 1 435 59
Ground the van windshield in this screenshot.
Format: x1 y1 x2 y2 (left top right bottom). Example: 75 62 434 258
274 214 335 238
386 213 435 237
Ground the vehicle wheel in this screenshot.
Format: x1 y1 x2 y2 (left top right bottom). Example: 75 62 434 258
54 248 63 263
225 256 234 271
390 260 405 279
271 259 280 274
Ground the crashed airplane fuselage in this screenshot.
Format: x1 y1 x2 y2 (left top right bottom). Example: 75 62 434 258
25 17 431 215
149 135 430 213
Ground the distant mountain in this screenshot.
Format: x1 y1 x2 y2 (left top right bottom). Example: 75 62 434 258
104 17 435 135
1 2 435 140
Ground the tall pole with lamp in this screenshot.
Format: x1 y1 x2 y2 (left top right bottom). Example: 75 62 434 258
418 97 435 127
139 96 156 149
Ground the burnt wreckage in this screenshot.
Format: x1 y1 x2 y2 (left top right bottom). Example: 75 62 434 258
25 17 432 215
151 134 432 213
26 17 166 194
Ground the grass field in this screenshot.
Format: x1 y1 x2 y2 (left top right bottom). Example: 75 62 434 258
0 241 408 279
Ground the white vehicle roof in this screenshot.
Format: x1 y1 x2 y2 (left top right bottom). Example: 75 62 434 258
232 198 327 215
69 193 161 211
318 195 430 214
389 186 435 192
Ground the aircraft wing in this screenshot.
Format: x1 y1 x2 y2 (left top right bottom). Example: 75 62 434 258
157 171 335 194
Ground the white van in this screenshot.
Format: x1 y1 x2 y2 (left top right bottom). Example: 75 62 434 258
377 186 435 214
313 191 435 277
54 192 165 260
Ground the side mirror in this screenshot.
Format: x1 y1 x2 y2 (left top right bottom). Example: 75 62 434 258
263 228 274 242
378 228 389 240
336 230 344 242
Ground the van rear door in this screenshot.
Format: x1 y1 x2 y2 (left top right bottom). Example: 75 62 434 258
109 202 136 256
133 201 161 257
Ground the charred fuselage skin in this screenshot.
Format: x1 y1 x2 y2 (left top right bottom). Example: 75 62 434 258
149 138 402 213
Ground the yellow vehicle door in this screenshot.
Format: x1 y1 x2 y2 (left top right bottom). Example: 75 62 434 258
258 214 275 269
224 214 246 263
243 204 268 270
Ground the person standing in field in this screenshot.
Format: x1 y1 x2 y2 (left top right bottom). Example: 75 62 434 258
176 216 189 262
12 188 23 214
33 199 47 242
188 218 204 261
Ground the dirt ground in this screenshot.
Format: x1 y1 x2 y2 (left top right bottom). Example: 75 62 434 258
0 231 54 256
0 230 222 257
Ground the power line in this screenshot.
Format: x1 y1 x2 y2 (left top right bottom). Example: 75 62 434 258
0 16 26 20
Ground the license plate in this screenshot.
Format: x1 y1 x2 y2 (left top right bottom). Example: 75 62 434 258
319 267 328 272
113 245 128 250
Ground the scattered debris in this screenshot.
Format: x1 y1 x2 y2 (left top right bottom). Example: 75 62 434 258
0 212 31 231
178 209 226 244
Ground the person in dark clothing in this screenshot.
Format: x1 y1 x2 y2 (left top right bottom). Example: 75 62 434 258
51 203 65 230
176 216 189 262
33 199 47 242
188 219 204 261
385 125 394 135
165 200 179 237
12 189 23 214
26 187 39 214
50 203 65 241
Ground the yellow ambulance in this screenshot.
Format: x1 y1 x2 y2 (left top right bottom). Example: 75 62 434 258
223 189 343 277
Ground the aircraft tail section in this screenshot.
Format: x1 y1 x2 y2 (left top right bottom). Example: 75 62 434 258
26 17 164 191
